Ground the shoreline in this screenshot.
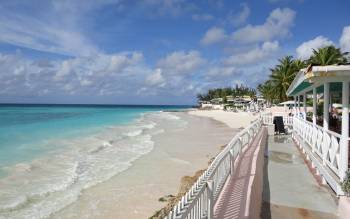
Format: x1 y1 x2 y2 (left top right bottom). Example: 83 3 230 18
1 109 256 219
50 110 236 219
149 110 258 218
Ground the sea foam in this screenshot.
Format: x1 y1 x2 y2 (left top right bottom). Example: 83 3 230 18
0 112 185 219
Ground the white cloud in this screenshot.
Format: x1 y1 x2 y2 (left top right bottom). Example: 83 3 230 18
0 50 206 101
228 3 250 27
340 26 350 53
145 68 166 87
200 27 227 45
192 13 214 21
0 51 149 97
296 36 334 60
106 52 143 73
54 60 74 81
0 3 102 57
157 50 205 74
143 0 191 17
53 52 143 80
231 8 296 44
224 41 280 65
207 66 237 77
80 79 93 86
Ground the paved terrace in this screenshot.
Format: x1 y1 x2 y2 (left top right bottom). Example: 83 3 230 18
213 133 338 219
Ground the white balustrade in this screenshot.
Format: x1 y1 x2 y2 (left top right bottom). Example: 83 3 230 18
165 118 263 219
260 113 293 127
292 116 347 195
293 117 341 176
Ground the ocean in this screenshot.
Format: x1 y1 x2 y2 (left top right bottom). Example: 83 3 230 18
0 104 189 219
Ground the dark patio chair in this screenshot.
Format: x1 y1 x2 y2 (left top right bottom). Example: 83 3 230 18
273 116 286 134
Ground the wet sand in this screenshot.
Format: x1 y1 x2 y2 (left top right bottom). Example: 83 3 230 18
51 112 235 219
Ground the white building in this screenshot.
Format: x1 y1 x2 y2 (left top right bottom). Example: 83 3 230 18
286 65 350 193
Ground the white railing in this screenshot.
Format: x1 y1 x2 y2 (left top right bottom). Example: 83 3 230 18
261 113 293 127
165 118 263 219
292 116 345 194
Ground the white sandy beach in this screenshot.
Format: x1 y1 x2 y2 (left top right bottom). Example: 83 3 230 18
188 110 258 129
50 111 243 219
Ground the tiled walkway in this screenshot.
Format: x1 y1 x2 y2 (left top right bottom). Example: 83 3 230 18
212 133 339 219
213 129 265 219
261 135 338 219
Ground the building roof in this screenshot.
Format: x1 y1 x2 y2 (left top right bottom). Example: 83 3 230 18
286 65 350 96
210 98 223 103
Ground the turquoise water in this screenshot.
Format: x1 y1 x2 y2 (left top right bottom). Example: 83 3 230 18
0 104 190 218
0 104 188 170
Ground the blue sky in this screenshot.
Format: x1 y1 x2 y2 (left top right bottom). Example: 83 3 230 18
0 0 349 105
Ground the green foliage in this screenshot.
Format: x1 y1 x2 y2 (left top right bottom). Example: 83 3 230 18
258 57 306 102
258 45 349 103
308 46 348 66
197 85 256 102
257 80 274 102
341 170 350 196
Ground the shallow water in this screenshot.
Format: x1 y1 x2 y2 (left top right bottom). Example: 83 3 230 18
0 105 188 219
50 112 234 219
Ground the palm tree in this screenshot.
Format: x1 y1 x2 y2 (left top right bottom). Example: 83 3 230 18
293 59 307 71
257 46 349 103
308 46 348 66
269 56 299 101
257 81 274 104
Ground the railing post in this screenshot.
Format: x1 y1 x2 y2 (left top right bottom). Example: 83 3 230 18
229 149 234 176
239 136 243 153
207 180 214 219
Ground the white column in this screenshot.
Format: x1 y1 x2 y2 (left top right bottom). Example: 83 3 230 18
340 81 349 180
297 95 301 117
313 88 317 125
323 83 330 166
312 88 317 153
303 93 307 120
323 83 330 130
294 96 297 115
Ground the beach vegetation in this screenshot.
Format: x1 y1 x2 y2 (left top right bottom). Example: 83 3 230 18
258 46 348 103
197 85 256 102
308 46 348 66
341 170 350 196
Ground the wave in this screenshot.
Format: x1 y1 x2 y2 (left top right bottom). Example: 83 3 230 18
0 112 186 219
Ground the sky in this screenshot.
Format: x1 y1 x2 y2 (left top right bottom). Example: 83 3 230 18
0 0 350 105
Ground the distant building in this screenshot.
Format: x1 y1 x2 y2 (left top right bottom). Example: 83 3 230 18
210 98 223 104
226 95 234 103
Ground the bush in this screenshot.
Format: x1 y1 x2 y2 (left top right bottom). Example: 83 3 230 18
341 170 350 196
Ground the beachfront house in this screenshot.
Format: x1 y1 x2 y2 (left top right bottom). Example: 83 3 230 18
198 101 212 109
286 65 350 191
199 98 224 110
226 95 234 103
